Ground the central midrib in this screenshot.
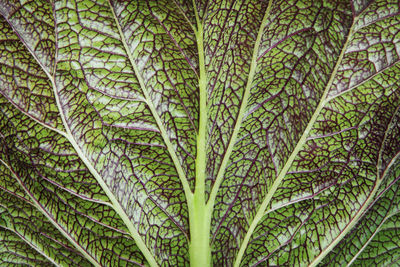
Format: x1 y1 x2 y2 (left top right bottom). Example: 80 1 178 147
188 1 212 266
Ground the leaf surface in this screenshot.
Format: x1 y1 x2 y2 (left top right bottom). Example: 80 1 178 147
0 0 399 266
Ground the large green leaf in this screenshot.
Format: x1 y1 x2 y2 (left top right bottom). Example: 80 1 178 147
0 0 399 266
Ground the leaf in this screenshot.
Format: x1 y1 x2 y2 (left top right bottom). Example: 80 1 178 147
0 0 400 266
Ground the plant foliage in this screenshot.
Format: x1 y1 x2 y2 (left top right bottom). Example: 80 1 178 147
0 0 399 266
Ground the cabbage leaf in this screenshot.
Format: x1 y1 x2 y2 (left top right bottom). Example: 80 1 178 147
0 0 399 266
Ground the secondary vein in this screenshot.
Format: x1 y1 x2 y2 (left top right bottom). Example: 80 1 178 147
0 159 99 267
233 12 358 267
207 0 273 209
50 3 159 266
107 0 192 201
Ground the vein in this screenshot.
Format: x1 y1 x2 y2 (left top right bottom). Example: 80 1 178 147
0 225 61 267
234 13 360 267
211 149 263 244
309 184 382 267
38 174 114 209
171 0 197 34
0 12 66 137
49 2 159 266
257 27 313 61
377 104 400 174
137 178 189 241
326 60 400 103
0 7 52 78
164 69 198 133
207 0 273 210
0 185 33 205
51 74 155 266
346 199 400 266
107 0 192 203
0 159 100 267
0 92 67 138
149 2 199 78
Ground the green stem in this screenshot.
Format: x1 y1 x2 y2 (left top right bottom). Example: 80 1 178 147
189 194 212 267
189 21 212 266
194 22 207 207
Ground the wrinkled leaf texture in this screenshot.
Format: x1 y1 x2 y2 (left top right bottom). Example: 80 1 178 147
0 0 400 266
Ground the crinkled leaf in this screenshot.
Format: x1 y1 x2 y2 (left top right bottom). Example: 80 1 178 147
0 0 399 266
